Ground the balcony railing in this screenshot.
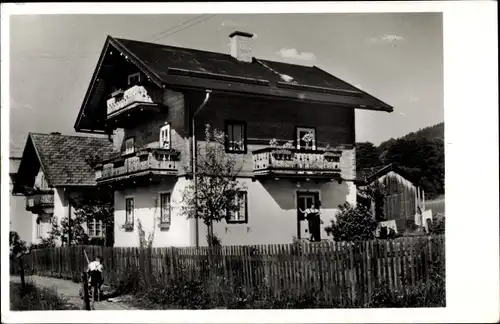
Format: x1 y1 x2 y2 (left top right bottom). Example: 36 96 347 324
96 148 179 183
106 85 158 117
252 147 342 178
26 193 54 212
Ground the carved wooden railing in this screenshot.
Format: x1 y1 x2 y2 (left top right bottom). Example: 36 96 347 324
96 148 179 181
252 147 342 175
106 85 155 116
26 192 54 211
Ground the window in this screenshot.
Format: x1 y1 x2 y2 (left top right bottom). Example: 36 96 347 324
160 193 171 225
36 223 42 238
296 127 316 150
227 191 248 223
125 197 134 225
127 72 142 86
159 124 171 149
125 137 135 154
40 174 48 190
87 219 104 237
225 121 246 153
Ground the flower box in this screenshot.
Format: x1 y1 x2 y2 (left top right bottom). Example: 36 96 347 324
158 223 171 230
122 223 134 231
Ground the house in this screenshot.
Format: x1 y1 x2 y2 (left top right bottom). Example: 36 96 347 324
9 157 34 243
11 132 113 245
74 32 393 247
356 163 432 234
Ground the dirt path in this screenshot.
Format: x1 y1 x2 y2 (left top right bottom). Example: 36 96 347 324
10 275 137 310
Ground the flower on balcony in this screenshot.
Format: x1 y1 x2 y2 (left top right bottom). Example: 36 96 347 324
269 138 278 147
302 131 314 148
272 140 295 160
282 140 294 149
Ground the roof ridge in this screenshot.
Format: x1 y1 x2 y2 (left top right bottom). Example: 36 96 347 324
29 132 110 141
114 37 235 58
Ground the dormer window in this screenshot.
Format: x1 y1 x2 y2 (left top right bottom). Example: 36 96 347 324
160 123 171 149
127 72 142 86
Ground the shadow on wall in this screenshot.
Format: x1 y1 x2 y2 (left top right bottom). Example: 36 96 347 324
260 180 352 210
114 180 178 212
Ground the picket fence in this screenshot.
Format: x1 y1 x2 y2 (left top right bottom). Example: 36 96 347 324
18 235 445 307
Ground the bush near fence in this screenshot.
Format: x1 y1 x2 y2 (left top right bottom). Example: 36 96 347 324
17 235 445 308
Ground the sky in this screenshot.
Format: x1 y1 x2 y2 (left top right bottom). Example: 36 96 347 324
9 13 443 156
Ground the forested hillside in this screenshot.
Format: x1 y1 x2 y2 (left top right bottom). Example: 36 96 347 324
356 122 444 199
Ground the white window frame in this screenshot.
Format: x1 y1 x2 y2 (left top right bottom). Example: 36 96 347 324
159 124 171 149
124 137 135 155
159 192 171 225
227 191 248 223
125 196 135 225
87 219 104 237
296 127 316 150
127 72 142 86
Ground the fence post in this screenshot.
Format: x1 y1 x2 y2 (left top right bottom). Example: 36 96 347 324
81 272 91 310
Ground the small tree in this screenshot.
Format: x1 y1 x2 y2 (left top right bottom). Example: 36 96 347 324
180 124 245 246
357 181 389 221
10 231 28 260
325 202 379 242
46 195 114 246
72 198 114 246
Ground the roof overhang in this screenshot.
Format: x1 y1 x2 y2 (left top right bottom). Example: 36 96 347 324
12 134 45 195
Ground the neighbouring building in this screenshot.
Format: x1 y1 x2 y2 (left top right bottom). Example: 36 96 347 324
74 32 393 247
356 163 433 235
11 132 113 245
9 157 34 243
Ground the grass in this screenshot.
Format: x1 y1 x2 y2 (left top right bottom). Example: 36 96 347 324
10 282 78 311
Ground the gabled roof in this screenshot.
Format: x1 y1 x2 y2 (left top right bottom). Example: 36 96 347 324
356 163 419 187
13 133 113 193
75 35 393 132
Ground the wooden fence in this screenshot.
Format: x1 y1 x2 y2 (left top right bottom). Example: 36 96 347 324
17 235 445 307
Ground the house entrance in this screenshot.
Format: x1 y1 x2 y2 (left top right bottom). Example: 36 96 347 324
296 191 321 241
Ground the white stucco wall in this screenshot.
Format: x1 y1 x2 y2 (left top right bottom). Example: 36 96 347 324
197 178 356 246
51 188 69 246
113 177 193 247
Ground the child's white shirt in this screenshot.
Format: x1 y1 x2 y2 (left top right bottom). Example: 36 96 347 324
88 261 103 272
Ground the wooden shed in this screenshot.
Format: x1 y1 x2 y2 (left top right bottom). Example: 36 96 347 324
356 163 429 233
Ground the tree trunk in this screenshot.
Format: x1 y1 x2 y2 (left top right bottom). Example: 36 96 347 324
19 258 26 292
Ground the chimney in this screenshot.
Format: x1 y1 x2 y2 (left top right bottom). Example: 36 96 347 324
229 31 254 63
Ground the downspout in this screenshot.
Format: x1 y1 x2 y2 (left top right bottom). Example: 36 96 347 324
192 90 212 247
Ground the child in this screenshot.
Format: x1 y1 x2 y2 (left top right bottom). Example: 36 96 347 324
87 256 104 301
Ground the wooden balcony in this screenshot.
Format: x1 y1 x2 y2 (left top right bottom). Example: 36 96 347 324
106 85 162 126
95 147 180 187
252 147 343 181
26 192 54 213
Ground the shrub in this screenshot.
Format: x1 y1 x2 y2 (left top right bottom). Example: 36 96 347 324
430 214 445 235
325 202 378 242
10 283 77 310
